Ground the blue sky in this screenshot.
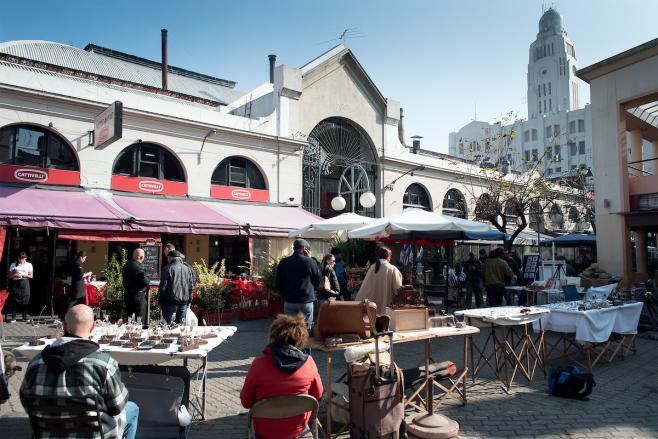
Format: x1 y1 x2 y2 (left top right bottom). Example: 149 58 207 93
1 0 657 152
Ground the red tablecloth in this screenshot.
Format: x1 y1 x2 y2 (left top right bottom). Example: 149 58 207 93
85 283 104 307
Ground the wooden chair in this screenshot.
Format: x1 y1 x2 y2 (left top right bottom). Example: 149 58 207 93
247 394 319 439
23 395 131 439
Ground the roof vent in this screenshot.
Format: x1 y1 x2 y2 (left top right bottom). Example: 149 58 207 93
411 135 423 154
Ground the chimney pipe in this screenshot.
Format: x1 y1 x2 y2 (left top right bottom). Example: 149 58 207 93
398 107 406 146
411 135 423 154
161 29 168 91
268 54 276 84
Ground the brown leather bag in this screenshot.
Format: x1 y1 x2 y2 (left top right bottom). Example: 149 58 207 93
315 300 377 340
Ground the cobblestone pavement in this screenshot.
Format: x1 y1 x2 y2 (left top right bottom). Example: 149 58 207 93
2 316 658 438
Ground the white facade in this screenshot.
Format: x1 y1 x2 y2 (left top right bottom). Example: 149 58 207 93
448 8 592 180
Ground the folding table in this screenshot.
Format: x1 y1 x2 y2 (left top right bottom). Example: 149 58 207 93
14 325 237 421
308 325 479 439
455 306 549 392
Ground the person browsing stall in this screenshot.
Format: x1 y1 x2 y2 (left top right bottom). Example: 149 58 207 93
483 248 516 307
68 251 92 310
240 313 323 439
276 239 321 330
463 252 483 309
318 253 340 302
122 248 150 325
6 252 32 322
355 246 403 312
20 304 140 439
158 251 194 324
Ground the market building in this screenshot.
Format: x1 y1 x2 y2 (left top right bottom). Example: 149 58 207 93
578 37 658 281
0 36 580 314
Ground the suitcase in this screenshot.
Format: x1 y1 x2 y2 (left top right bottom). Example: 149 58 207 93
349 331 404 439
120 366 190 438
316 300 378 340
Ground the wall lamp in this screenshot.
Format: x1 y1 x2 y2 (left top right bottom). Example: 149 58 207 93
199 129 217 154
383 165 425 191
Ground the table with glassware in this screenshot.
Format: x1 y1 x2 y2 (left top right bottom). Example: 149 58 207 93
14 323 237 420
532 300 643 370
455 306 550 392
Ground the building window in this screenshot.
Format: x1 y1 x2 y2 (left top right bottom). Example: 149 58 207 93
532 149 538 161
524 130 530 142
212 157 266 189
569 142 577 156
578 119 585 132
113 143 185 181
549 99 552 112
543 100 546 113
543 84 546 96
578 141 586 155
538 102 542 114
403 183 431 211
538 85 541 97
554 145 561 161
546 126 552 138
531 129 538 141
555 166 561 173
524 150 530 162
553 124 560 136
442 189 467 219
571 165 577 170
545 146 552 160
569 121 576 134
548 82 552 95
0 124 79 171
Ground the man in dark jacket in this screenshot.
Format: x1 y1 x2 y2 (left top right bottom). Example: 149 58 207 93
462 252 483 309
122 248 150 325
276 239 321 329
20 305 139 439
158 251 194 324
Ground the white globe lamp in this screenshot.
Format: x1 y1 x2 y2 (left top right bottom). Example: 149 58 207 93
331 195 346 211
360 191 376 209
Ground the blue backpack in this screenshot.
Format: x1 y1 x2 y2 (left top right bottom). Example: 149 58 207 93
548 366 595 400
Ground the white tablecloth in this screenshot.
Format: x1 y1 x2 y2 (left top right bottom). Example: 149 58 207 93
532 302 643 343
14 326 237 365
455 306 549 326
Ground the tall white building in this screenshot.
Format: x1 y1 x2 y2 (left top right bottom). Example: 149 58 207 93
449 8 592 182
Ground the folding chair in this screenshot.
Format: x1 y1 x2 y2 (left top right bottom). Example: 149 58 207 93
247 394 319 439
23 394 131 439
403 361 465 411
562 284 580 302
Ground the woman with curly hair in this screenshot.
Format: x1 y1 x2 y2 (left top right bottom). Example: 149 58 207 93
240 313 323 439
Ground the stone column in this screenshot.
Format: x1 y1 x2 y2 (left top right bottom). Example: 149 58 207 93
635 227 648 275
630 129 643 175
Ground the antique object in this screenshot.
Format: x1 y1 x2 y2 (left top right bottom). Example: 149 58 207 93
428 315 456 328
315 300 377 340
386 306 429 332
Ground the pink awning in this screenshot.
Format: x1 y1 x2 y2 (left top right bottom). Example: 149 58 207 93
203 201 321 237
112 195 239 235
0 187 126 230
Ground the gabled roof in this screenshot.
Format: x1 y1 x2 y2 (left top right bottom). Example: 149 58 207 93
0 40 244 105
301 44 387 106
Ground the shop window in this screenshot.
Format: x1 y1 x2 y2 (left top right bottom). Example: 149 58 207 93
0 124 79 170
442 189 467 219
113 143 185 181
212 156 266 189
403 183 431 211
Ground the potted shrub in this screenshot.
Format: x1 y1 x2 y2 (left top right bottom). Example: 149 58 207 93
261 258 284 316
193 259 235 325
99 248 127 321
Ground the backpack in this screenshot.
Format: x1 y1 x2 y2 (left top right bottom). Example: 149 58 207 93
548 366 595 400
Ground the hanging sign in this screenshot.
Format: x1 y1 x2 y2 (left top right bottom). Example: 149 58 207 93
94 101 123 149
111 175 187 196
210 185 269 202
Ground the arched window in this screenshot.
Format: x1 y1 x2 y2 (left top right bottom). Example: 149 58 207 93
212 157 266 189
403 184 431 211
549 204 564 229
0 124 78 170
113 143 184 181
442 189 467 218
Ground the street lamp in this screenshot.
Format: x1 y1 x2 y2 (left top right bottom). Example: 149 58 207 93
331 164 376 212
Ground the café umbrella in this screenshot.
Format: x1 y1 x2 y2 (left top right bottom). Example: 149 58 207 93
288 212 376 239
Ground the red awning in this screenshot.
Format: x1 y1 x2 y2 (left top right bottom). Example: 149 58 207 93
58 230 161 242
110 194 240 235
0 186 126 230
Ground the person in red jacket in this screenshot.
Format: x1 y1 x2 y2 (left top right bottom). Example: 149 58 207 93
240 313 324 439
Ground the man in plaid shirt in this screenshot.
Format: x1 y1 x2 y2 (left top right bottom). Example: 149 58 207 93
20 305 139 438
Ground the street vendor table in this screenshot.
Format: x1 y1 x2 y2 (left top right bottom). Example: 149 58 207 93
533 301 643 370
455 306 549 392
14 325 236 421
309 325 479 439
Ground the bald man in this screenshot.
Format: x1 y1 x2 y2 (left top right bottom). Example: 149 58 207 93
20 305 139 438
122 248 150 325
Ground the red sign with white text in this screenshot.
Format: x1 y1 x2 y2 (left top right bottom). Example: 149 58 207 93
210 185 269 202
111 175 187 196
0 164 80 186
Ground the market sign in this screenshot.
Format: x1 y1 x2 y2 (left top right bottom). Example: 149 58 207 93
93 101 123 149
0 164 80 186
111 175 187 196
210 185 269 202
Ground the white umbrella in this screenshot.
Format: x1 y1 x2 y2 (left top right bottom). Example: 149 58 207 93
348 208 490 239
288 212 376 239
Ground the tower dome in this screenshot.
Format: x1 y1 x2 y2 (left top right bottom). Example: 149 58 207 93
538 8 563 33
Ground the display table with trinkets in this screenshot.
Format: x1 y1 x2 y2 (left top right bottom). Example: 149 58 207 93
533 300 642 370
14 323 236 421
